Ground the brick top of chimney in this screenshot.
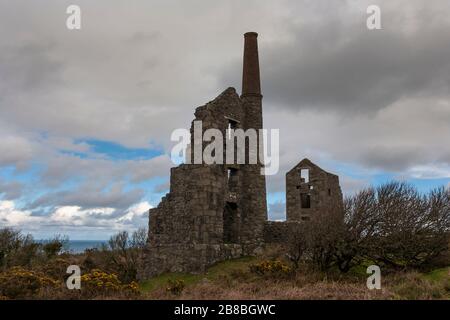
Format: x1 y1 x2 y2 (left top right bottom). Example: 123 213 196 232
242 32 261 97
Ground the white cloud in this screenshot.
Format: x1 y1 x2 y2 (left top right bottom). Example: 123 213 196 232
0 200 151 237
407 165 450 179
50 206 116 227
0 200 38 226
117 201 152 224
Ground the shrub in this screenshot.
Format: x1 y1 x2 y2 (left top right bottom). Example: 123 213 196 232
166 279 185 296
0 229 39 269
41 235 68 258
0 267 60 299
249 260 293 278
80 269 139 299
0 229 70 270
287 210 345 271
100 228 147 283
345 182 450 270
39 257 77 281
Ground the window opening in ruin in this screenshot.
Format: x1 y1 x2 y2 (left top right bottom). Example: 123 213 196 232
328 188 331 196
301 216 310 221
223 202 239 243
227 119 238 139
309 185 314 190
300 193 311 209
227 168 238 192
300 168 310 183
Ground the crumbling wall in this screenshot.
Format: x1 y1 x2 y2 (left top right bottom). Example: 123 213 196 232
187 87 245 164
148 164 226 246
140 86 268 278
140 244 243 276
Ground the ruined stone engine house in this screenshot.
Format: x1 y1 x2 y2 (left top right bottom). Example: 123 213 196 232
140 33 343 278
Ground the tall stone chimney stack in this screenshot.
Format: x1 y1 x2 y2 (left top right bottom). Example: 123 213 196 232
242 32 261 97
240 32 267 254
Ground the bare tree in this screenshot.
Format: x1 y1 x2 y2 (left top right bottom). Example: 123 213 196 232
104 228 148 282
288 210 345 271
370 183 450 269
288 182 450 272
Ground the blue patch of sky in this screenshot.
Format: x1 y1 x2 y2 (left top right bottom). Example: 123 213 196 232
131 177 170 207
0 163 40 184
267 192 284 204
319 158 372 180
58 150 90 159
72 139 164 161
0 163 42 205
408 178 450 193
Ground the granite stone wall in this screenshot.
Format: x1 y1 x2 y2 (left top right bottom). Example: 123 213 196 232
263 221 301 244
286 158 343 222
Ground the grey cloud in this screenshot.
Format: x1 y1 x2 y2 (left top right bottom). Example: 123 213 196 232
263 93 450 184
264 31 450 113
220 0 450 114
0 41 63 94
339 176 370 196
29 183 144 210
0 133 33 170
359 146 429 172
153 181 170 193
0 180 23 200
127 156 173 183
38 151 172 188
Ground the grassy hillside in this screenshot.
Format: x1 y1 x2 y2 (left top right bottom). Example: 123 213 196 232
139 257 449 300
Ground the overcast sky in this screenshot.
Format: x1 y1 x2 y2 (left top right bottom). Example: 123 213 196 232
0 0 449 239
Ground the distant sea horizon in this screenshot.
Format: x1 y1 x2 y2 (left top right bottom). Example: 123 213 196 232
37 240 108 254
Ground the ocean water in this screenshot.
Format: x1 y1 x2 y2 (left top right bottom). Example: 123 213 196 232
36 240 108 254
37 240 107 253
66 240 107 253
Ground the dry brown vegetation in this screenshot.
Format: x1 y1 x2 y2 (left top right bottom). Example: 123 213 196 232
142 256 449 300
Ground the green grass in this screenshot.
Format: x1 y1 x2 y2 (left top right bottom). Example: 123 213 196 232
423 267 449 283
347 260 377 277
139 256 257 293
139 272 202 292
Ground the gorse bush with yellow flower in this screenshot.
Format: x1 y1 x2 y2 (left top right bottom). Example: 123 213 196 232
249 260 293 278
166 279 185 296
0 228 146 299
80 269 140 298
0 266 60 299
